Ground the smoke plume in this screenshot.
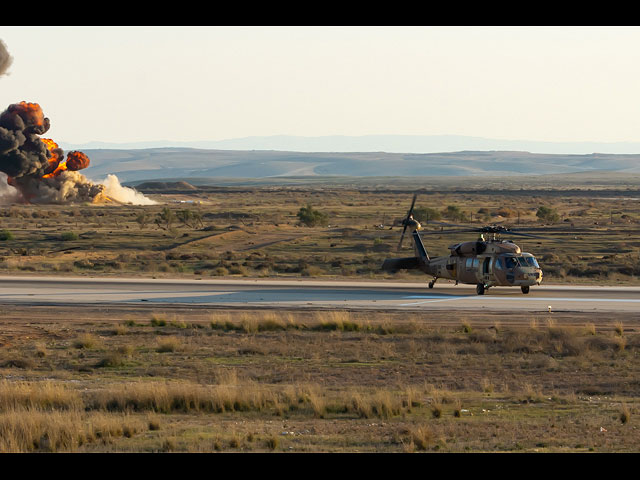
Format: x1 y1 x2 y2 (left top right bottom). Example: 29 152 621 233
0 39 12 77
0 101 155 205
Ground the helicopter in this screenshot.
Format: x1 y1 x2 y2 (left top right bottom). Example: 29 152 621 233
382 194 545 295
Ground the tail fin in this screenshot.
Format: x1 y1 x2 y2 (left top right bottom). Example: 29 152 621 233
412 230 429 261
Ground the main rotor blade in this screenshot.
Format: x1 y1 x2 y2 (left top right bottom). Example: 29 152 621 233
420 226 552 240
425 220 472 229
397 224 408 251
407 193 417 218
420 228 480 235
501 230 551 240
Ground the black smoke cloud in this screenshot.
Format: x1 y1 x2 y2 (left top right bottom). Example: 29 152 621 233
0 102 52 178
0 102 155 205
0 101 105 203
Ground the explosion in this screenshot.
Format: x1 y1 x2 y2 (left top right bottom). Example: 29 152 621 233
0 101 154 205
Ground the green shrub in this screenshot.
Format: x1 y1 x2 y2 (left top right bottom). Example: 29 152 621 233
60 232 79 241
0 229 13 241
536 206 560 223
442 205 465 222
297 204 329 227
412 207 442 222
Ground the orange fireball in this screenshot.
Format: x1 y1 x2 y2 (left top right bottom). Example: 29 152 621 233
41 138 62 168
41 141 91 178
66 151 90 171
11 101 46 127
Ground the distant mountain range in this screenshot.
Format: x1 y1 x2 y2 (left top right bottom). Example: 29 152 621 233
73 144 640 185
61 134 640 156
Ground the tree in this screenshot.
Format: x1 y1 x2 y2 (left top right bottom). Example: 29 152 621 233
536 206 560 223
136 212 151 230
176 209 203 229
297 204 329 227
155 207 176 230
412 206 442 223
442 205 465 222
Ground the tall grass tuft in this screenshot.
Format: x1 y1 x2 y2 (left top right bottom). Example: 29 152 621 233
347 389 404 419
156 336 183 353
453 399 462 418
73 333 101 349
0 380 83 411
266 435 279 450
150 315 167 327
410 424 433 451
620 403 631 424
0 408 145 452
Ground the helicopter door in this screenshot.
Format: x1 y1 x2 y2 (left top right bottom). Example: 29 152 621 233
445 257 457 280
482 257 492 284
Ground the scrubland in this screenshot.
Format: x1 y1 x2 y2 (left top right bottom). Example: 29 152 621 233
0 181 639 284
1 179 640 452
0 306 639 452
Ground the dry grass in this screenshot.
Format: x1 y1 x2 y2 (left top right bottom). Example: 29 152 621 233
409 424 434 451
155 336 183 353
0 380 82 412
0 306 639 452
73 333 101 349
0 408 148 453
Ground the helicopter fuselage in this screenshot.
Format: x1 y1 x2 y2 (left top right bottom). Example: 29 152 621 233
382 229 544 293
422 240 543 288
383 195 547 294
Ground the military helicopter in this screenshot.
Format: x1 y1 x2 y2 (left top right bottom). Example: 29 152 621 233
382 194 545 295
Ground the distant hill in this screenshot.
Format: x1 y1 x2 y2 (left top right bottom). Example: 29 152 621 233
134 181 198 191
77 147 640 184
61 134 640 155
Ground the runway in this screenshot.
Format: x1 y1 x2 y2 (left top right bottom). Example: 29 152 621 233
0 275 639 314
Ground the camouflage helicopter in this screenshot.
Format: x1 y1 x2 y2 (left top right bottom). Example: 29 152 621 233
382 194 544 295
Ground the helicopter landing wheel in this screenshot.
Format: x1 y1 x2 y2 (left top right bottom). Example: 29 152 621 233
521 286 530 294
428 278 437 289
476 283 485 295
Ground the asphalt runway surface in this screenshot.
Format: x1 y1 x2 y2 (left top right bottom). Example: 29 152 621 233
1 275 639 314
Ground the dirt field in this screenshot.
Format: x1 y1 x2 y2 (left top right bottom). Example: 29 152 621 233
1 303 639 452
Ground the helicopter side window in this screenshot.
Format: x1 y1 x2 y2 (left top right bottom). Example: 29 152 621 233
504 257 516 269
466 258 473 269
495 257 504 270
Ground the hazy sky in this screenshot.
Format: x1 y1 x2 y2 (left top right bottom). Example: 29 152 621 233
1 26 640 146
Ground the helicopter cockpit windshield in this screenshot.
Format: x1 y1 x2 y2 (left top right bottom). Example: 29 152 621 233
519 255 540 268
497 254 540 271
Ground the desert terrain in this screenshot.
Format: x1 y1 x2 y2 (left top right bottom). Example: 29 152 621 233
1 176 640 452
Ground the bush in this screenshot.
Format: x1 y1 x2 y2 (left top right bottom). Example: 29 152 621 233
442 205 465 222
73 333 100 349
60 232 79 241
156 336 182 353
297 204 329 227
412 207 441 223
536 206 560 223
0 229 13 241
